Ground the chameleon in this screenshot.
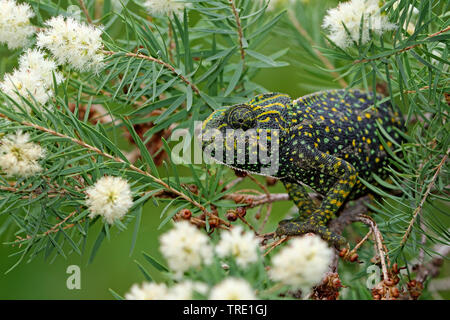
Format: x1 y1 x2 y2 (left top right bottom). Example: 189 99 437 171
201 89 404 246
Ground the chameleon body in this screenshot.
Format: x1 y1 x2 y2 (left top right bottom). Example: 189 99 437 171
202 89 404 246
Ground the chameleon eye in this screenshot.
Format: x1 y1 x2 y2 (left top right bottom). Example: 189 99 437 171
227 105 255 130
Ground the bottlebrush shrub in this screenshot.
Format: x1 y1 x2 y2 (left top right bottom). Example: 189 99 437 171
0 0 448 300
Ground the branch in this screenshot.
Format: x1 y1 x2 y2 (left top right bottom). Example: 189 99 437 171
228 0 245 61
78 0 93 24
401 151 448 247
102 50 201 95
355 215 390 282
353 26 450 64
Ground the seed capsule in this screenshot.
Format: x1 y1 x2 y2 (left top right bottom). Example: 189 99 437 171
338 248 348 257
236 206 246 217
209 218 219 228
180 209 192 219
226 210 238 222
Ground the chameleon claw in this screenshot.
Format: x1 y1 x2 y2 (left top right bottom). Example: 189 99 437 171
275 218 347 248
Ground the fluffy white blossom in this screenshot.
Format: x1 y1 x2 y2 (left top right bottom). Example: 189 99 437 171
322 0 396 48
159 221 213 277
18 48 64 85
37 16 104 73
0 49 63 108
166 281 209 300
215 226 260 268
0 0 35 49
125 280 208 300
0 131 45 177
125 282 168 300
144 0 188 18
269 235 333 294
85 176 133 224
209 278 257 300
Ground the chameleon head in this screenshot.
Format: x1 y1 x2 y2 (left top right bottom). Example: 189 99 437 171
201 93 291 177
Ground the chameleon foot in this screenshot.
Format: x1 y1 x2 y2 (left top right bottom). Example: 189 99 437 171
275 217 346 248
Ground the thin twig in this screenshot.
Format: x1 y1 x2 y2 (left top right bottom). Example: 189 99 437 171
356 215 389 281
401 151 448 247
263 236 289 256
102 50 200 95
228 0 245 61
78 0 93 24
43 210 77 236
353 26 450 64
349 230 372 256
247 175 273 233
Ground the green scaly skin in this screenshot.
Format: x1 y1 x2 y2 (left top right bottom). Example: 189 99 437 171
202 89 404 247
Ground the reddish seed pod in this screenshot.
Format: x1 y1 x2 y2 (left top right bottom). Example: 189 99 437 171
209 218 219 228
408 280 417 288
350 253 359 262
226 210 238 222
338 248 348 257
236 206 246 217
391 287 400 298
392 263 399 274
265 177 278 186
198 213 206 221
384 278 394 286
234 169 248 177
180 209 192 219
188 184 198 194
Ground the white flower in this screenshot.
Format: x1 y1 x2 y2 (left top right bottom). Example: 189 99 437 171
269 235 333 294
215 226 260 268
144 0 188 18
166 281 209 300
85 176 133 224
0 49 63 108
0 0 35 49
322 0 396 48
0 131 45 177
37 16 104 73
159 221 213 277
209 278 257 300
125 282 168 300
19 48 64 85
